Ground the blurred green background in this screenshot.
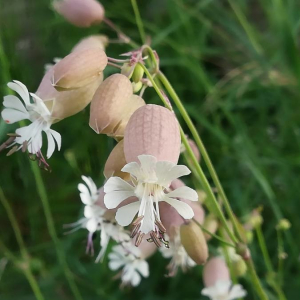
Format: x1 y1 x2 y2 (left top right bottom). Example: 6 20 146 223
1 0 300 299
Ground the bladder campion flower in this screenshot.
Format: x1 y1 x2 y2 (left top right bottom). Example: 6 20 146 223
202 257 246 300
104 154 198 247
1 81 61 161
108 242 149 287
67 176 130 262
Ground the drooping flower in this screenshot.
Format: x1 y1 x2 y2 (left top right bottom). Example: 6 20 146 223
202 257 246 300
108 242 149 287
160 231 196 277
1 81 61 162
104 154 198 247
66 176 130 262
201 280 246 300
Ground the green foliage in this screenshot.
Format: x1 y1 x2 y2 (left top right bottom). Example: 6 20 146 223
0 0 300 299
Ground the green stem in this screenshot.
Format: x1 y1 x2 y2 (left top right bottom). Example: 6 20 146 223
256 225 273 273
246 258 269 300
0 192 45 300
29 161 83 300
131 0 146 44
157 70 243 242
139 62 238 244
256 226 287 300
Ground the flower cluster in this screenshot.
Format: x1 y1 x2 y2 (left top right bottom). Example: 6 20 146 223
1 0 249 296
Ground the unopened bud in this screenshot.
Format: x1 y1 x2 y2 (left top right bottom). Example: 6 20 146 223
276 218 291 231
132 64 144 83
104 140 130 181
53 0 105 28
52 48 107 91
89 74 145 138
124 105 181 164
180 221 208 265
121 63 134 78
232 258 247 277
132 81 143 93
203 257 230 287
203 214 218 241
72 35 109 52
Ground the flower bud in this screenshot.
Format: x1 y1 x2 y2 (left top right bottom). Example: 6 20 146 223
203 257 230 287
132 64 144 83
232 258 247 277
202 214 218 241
276 218 291 231
124 105 181 164
72 35 109 52
53 0 105 27
121 63 134 78
180 221 208 265
36 67 103 120
132 81 143 93
89 74 145 138
52 48 107 91
104 140 130 181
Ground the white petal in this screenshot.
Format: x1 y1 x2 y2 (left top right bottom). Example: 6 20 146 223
104 177 134 193
108 259 125 271
82 176 97 198
136 260 149 277
121 162 142 178
115 201 140 226
138 155 157 173
163 197 194 219
140 200 155 234
229 284 247 299
7 81 30 106
167 186 198 201
130 271 141 287
45 130 55 159
95 230 110 262
3 95 28 113
104 191 136 209
84 206 95 218
86 218 98 233
1 108 29 124
49 129 61 151
156 162 191 187
30 93 50 114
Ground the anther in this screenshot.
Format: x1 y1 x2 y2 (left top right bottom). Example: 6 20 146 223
155 219 167 233
132 216 144 226
150 231 162 248
135 232 144 247
130 223 141 238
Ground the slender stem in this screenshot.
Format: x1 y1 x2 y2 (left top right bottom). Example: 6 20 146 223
193 219 235 248
139 62 238 244
107 62 122 69
29 161 83 300
246 258 269 300
103 18 139 48
157 71 243 242
256 225 287 300
256 225 273 273
131 0 146 44
0 192 45 300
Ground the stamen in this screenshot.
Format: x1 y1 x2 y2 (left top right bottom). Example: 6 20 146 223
6 145 18 156
130 223 141 238
132 215 144 226
150 231 162 247
135 232 144 247
155 219 167 233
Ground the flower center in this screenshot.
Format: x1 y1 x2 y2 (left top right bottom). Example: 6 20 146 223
131 182 169 248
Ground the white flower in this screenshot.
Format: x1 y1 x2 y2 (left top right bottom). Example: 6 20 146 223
1 80 61 159
160 232 196 276
67 176 130 261
201 280 247 300
104 155 198 246
108 242 149 287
